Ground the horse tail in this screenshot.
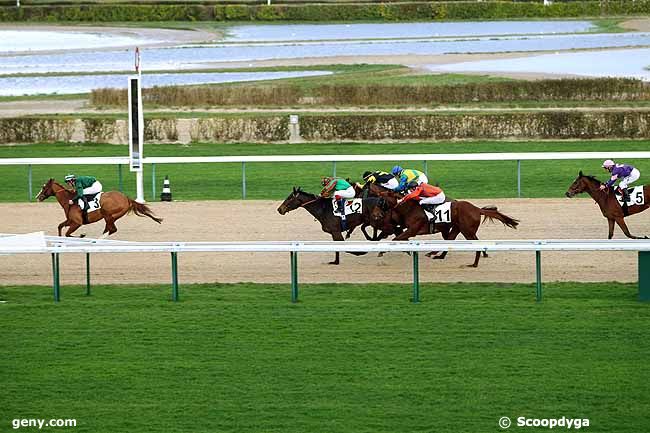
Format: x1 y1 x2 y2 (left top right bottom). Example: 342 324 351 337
128 199 163 224
481 205 498 211
479 208 519 229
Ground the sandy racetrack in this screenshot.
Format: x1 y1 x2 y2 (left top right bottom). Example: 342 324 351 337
1 198 649 286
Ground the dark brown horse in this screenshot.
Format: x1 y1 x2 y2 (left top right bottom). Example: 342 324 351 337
368 183 519 267
36 178 163 237
277 187 388 265
565 171 649 239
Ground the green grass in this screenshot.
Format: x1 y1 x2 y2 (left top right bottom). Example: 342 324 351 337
1 281 649 433
3 139 650 202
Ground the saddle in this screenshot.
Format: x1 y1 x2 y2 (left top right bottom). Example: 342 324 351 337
613 185 644 216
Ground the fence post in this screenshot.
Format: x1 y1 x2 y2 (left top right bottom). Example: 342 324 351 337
423 160 428 177
171 252 179 302
332 161 336 178
639 251 650 301
85 253 91 296
517 159 521 198
51 253 60 302
412 251 420 303
291 251 298 303
242 162 246 200
535 250 542 302
151 163 156 201
118 164 123 192
28 164 32 202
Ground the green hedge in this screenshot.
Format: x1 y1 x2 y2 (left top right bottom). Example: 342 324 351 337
2 1 649 22
0 118 76 143
90 78 650 108
299 111 650 140
1 111 649 143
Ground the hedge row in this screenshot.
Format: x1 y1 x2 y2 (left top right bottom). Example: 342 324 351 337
1 111 649 144
298 111 650 140
2 1 649 22
90 78 650 108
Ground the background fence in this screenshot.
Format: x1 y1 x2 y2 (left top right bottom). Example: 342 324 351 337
3 151 650 202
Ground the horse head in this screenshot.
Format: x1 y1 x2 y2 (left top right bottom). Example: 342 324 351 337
566 171 601 198
277 187 312 215
369 198 389 223
35 178 57 202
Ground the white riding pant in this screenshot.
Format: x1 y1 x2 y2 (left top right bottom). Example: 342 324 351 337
335 186 355 199
618 168 640 189
82 181 102 196
419 192 445 205
381 178 399 190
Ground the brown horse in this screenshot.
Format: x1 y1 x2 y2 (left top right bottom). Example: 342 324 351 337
368 183 519 267
36 178 163 237
565 171 649 239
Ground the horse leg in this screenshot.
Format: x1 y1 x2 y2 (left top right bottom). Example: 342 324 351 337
65 222 82 237
57 220 69 237
615 217 648 239
431 226 460 260
460 229 481 267
426 226 450 258
329 232 344 265
608 218 615 239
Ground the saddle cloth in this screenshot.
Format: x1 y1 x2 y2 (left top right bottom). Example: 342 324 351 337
422 201 452 223
616 185 644 207
77 192 102 213
332 198 363 217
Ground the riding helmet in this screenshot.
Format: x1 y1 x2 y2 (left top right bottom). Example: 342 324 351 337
64 174 76 182
391 165 403 176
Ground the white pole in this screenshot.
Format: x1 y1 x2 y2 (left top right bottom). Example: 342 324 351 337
136 172 145 203
17 0 20 7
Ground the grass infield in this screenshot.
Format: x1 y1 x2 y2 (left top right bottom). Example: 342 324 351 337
2 139 650 202
0 282 648 432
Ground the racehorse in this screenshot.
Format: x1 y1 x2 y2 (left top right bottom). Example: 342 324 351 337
36 178 163 237
277 187 389 265
366 182 519 267
565 171 649 239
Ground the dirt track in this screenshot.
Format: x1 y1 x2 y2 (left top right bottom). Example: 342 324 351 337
1 198 649 286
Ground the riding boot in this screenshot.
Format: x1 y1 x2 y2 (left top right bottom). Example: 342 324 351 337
622 188 630 204
81 196 90 224
337 198 347 231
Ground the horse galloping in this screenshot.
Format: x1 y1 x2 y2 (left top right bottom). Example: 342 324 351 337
565 171 649 239
36 178 163 237
277 187 389 265
367 183 519 267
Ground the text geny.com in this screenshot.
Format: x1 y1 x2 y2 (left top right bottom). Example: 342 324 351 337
12 419 76 430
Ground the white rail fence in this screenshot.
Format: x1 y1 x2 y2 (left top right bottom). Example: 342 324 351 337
3 151 650 202
2 233 650 304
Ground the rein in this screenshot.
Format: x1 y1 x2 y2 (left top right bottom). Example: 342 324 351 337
299 197 320 208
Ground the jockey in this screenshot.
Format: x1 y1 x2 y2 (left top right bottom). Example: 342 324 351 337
397 181 446 212
362 170 399 190
64 174 102 212
599 159 640 202
320 176 355 228
391 165 429 192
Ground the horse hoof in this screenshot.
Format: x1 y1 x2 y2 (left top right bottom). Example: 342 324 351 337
328 261 339 265
377 252 385 258
467 264 478 268
432 256 445 260
80 234 86 238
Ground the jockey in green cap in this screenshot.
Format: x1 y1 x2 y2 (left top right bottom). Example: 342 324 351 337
64 174 103 217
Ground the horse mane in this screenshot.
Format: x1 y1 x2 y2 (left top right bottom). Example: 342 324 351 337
581 173 602 184
294 187 317 200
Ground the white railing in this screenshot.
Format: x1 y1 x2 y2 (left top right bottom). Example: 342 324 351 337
4 151 650 201
2 233 650 303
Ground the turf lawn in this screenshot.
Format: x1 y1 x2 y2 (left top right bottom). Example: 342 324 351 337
0 282 648 432
2 139 650 203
